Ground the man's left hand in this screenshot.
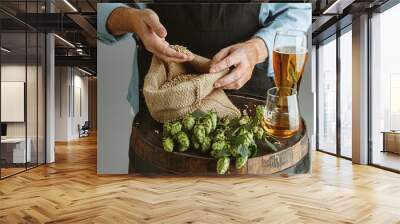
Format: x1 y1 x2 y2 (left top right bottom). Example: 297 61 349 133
210 38 268 90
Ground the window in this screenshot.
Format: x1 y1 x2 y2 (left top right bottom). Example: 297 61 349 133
339 29 352 158
317 37 337 155
316 26 353 159
370 3 400 171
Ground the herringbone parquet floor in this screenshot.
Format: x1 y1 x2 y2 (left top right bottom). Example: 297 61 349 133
1 134 400 224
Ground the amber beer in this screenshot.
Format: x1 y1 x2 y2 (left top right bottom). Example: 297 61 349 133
262 112 301 138
273 46 308 91
262 86 301 138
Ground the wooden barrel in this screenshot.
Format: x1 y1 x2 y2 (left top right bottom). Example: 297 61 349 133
132 93 309 175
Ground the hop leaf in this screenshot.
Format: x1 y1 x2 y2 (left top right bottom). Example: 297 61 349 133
230 144 249 158
162 137 174 152
249 143 258 158
216 157 230 174
238 128 250 136
212 147 231 158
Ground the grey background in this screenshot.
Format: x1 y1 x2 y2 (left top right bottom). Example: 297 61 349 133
97 37 135 174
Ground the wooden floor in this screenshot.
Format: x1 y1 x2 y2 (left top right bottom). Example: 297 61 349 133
372 150 400 171
1 135 400 224
1 167 26 178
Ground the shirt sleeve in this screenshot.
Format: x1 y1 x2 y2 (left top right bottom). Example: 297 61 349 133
97 3 144 44
254 3 312 76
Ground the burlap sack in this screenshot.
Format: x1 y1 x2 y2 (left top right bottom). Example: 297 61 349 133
143 45 241 123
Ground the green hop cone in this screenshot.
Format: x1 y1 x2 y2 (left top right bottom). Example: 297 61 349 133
216 157 230 174
221 117 230 126
229 145 239 157
243 132 254 147
209 111 218 130
170 121 182 136
211 140 226 152
202 118 213 134
193 124 206 143
192 136 200 151
176 131 190 152
256 105 266 123
252 126 264 140
182 114 196 131
235 155 248 170
239 115 251 125
201 136 211 153
162 137 174 152
214 132 225 142
163 122 172 137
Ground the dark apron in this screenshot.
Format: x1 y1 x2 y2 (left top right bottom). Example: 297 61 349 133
137 3 273 96
129 4 308 174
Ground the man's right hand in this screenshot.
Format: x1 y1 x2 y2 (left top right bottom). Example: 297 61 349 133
107 8 192 62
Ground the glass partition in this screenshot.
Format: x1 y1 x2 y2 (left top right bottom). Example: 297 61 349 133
0 1 46 179
1 31 28 177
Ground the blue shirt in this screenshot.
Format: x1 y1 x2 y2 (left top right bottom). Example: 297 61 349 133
97 3 311 115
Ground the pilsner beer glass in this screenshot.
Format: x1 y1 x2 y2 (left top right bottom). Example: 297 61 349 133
262 87 300 138
273 30 308 91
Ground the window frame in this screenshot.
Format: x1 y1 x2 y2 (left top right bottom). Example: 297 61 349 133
315 24 353 161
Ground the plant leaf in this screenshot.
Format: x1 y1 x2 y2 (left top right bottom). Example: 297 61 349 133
211 147 231 158
249 143 258 157
191 110 206 119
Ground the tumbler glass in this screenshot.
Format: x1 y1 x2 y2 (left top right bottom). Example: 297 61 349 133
262 87 301 138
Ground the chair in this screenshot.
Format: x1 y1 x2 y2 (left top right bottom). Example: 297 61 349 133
78 121 90 138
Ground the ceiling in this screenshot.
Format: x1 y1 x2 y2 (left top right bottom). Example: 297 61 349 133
0 0 394 74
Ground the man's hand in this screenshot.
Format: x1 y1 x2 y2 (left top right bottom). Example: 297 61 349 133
210 38 268 89
107 8 192 62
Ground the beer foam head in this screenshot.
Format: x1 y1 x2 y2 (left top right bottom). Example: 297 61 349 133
274 46 308 54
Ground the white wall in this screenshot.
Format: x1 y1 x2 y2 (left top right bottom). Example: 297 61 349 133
1 65 37 138
55 66 70 141
1 64 46 164
55 67 89 141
